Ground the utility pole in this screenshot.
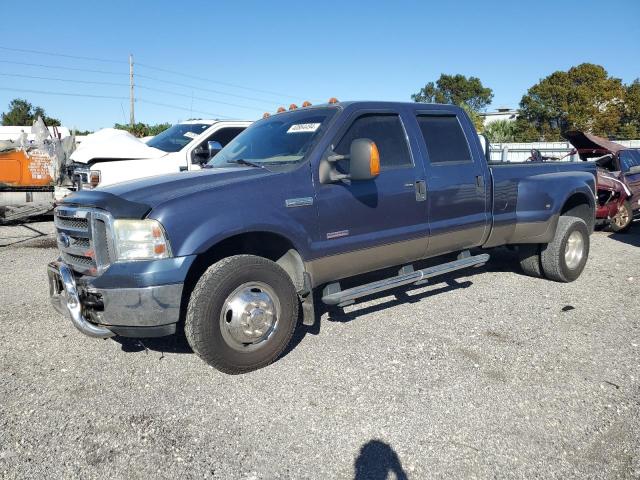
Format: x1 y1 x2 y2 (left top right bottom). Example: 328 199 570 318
129 53 135 126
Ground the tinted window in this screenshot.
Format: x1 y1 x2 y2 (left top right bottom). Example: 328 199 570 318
335 114 411 169
205 127 245 147
417 115 471 163
146 123 210 152
619 149 640 172
210 108 336 167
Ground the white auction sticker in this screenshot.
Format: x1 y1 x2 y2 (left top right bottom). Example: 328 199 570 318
287 123 321 133
183 131 198 139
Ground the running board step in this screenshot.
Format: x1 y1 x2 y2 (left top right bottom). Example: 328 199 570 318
321 253 490 307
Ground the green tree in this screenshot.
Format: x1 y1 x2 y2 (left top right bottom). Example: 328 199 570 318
620 79 640 138
114 122 171 137
483 119 517 143
412 74 494 111
518 63 626 141
1 98 61 126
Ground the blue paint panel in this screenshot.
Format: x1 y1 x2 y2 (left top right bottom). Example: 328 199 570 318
90 255 196 289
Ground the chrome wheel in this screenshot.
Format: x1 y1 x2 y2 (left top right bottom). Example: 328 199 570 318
613 204 630 228
564 230 584 270
219 282 280 351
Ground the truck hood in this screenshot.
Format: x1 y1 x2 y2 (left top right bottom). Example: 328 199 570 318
60 167 274 218
70 128 166 164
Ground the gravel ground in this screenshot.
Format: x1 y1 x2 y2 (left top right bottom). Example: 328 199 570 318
1 218 639 479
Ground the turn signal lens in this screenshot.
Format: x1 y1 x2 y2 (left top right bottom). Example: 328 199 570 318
370 142 380 177
89 170 101 188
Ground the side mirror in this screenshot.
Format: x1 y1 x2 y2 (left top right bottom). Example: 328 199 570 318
319 138 380 183
191 146 208 164
208 140 223 158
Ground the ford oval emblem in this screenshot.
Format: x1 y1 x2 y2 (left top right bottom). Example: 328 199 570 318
58 232 71 248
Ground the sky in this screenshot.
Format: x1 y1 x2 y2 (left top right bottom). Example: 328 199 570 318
0 0 638 131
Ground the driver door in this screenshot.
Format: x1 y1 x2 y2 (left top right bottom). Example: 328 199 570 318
310 111 429 284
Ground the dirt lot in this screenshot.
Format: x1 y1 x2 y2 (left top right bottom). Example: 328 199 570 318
1 219 639 479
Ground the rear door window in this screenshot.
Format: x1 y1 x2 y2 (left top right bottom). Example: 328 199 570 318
416 115 472 164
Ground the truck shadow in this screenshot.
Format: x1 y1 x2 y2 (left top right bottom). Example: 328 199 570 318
607 222 640 247
282 247 521 358
113 247 525 360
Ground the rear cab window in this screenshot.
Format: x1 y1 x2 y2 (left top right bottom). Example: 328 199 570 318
416 115 472 164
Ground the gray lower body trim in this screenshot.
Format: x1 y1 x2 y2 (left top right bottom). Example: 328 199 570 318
305 236 427 286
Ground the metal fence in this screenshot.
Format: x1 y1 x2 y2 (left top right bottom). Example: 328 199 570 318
489 139 640 162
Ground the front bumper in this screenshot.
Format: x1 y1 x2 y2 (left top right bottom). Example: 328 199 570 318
48 260 183 338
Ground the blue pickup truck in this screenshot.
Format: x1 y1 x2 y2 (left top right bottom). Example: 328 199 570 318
48 101 597 373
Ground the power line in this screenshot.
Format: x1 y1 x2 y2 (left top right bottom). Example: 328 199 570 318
0 72 267 112
0 86 239 119
0 72 128 87
0 46 125 64
136 73 280 105
0 86 127 100
137 98 234 119
136 62 315 101
0 59 124 76
137 85 265 112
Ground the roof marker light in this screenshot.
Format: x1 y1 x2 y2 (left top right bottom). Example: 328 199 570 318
263 112 271 119
328 97 338 104
289 104 298 110
302 101 312 107
277 107 286 113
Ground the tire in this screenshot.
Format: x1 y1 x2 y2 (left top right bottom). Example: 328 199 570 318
185 255 299 374
517 244 543 278
610 200 633 233
540 216 589 283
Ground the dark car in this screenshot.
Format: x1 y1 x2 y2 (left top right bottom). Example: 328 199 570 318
564 131 640 232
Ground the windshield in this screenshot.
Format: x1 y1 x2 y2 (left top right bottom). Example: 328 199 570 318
209 108 336 167
146 123 210 152
619 149 640 172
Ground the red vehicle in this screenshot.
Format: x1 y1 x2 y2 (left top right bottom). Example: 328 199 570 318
564 131 640 232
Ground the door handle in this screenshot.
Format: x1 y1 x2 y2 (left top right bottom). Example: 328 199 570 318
415 180 427 202
179 166 188 172
475 175 485 189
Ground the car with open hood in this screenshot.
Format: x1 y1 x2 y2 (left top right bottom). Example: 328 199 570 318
564 130 639 232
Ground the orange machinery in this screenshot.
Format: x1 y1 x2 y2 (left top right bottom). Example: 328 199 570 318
0 148 56 189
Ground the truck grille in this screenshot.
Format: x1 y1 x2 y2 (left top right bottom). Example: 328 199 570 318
53 207 115 276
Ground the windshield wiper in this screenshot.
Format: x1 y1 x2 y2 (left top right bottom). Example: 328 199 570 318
226 159 265 169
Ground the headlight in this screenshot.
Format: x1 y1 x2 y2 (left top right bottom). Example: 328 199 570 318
113 219 172 261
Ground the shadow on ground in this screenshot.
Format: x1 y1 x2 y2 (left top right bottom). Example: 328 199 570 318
608 220 640 247
354 440 408 480
112 247 525 362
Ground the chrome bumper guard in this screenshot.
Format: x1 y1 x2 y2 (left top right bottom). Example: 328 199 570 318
48 261 115 338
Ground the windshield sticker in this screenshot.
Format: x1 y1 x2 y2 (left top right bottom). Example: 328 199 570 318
287 123 321 134
183 131 198 139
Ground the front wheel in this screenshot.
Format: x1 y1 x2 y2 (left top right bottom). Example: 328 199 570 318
610 200 633 233
540 216 589 283
185 255 299 374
